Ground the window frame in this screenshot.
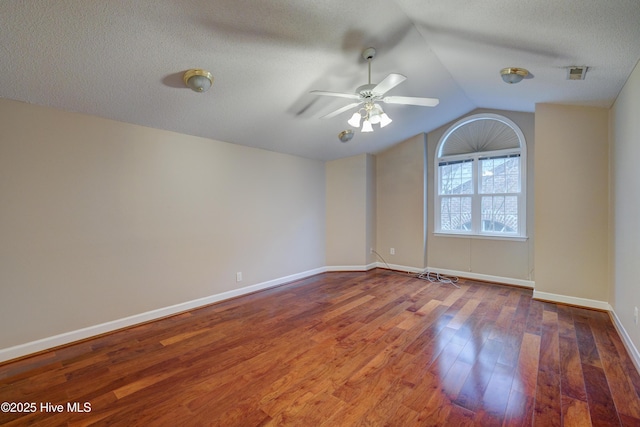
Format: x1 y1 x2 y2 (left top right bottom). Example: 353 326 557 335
434 114 527 239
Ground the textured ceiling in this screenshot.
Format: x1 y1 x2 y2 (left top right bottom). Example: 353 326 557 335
1 0 639 160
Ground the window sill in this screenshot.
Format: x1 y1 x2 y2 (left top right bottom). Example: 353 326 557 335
433 232 528 242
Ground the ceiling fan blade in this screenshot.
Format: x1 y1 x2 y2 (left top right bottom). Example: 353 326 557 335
310 90 360 100
321 102 363 119
372 73 407 95
382 95 440 107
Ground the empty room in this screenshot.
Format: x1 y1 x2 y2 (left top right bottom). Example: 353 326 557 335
1 1 640 425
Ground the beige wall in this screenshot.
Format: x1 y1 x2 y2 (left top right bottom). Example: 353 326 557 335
325 154 376 267
534 103 609 301
365 154 377 265
0 99 326 349
376 134 427 270
326 136 427 271
426 109 535 281
610 60 640 350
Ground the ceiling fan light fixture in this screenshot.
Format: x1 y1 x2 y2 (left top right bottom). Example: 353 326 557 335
311 47 438 135
368 104 384 124
347 112 362 128
348 103 391 132
183 69 213 92
500 67 529 84
379 113 392 128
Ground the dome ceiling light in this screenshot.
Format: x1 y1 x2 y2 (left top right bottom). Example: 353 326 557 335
183 69 213 92
338 130 354 143
500 67 529 84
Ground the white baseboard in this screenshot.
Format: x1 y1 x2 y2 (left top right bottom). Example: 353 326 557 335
376 262 424 274
609 309 640 374
423 266 535 288
325 263 377 272
532 290 612 311
0 267 327 364
371 263 535 288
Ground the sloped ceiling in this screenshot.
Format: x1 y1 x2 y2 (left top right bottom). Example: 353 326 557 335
1 0 639 160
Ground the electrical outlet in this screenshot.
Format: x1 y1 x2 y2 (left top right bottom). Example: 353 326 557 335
634 306 638 325
236 272 243 282
390 248 395 255
370 247 374 254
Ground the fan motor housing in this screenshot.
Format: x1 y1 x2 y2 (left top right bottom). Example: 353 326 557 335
362 47 376 60
356 83 378 99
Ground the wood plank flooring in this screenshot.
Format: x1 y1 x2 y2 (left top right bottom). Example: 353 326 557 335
1 269 640 426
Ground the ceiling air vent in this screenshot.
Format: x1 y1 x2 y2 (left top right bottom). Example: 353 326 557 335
567 66 588 80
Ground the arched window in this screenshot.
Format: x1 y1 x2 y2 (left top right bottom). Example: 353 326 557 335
435 113 527 238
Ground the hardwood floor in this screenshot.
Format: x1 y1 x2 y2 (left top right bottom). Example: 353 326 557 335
1 270 640 426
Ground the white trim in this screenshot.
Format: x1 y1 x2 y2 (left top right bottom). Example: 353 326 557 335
0 267 327 363
378 263 425 274
325 263 377 272
532 290 612 311
426 266 535 288
433 232 528 242
373 263 535 288
609 309 640 374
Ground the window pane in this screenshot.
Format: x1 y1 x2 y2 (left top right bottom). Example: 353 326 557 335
440 196 472 231
480 160 495 193
506 175 520 193
439 161 473 195
481 195 518 233
480 157 520 194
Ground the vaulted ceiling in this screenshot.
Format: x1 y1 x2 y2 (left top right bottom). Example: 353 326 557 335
1 1 639 160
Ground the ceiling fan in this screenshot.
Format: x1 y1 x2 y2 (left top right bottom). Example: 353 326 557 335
310 47 439 132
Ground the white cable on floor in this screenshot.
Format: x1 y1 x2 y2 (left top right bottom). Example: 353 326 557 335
417 270 460 288
371 249 460 287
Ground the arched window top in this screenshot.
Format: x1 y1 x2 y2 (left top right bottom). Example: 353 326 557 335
437 113 525 158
